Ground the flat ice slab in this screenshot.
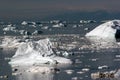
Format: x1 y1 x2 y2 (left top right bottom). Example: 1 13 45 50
9 38 72 66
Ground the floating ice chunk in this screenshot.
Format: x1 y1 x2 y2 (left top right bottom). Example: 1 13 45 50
21 21 36 26
32 30 43 35
98 65 109 70
71 77 78 80
82 68 90 72
65 70 74 74
3 26 16 32
9 38 72 66
86 20 120 42
52 23 64 28
21 21 28 25
41 26 49 30
76 71 84 74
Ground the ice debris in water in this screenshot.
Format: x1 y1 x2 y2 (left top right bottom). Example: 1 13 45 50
98 65 109 70
64 69 74 74
9 38 72 66
3 24 17 32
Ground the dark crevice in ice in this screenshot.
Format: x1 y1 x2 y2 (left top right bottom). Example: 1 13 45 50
115 29 120 42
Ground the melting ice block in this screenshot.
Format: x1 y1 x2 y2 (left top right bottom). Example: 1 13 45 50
86 20 120 42
9 38 72 66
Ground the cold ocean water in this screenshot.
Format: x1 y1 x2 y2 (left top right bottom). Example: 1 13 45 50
0 21 120 80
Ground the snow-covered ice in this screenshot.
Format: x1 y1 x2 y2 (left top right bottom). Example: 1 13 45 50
9 38 72 66
86 20 120 42
0 36 24 48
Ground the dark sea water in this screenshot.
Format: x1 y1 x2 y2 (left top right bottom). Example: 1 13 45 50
0 22 120 80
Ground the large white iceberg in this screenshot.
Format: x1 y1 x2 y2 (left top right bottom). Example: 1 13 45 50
86 20 120 42
9 38 72 66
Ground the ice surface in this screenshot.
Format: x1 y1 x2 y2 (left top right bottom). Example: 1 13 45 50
0 36 24 48
9 38 72 66
86 20 120 42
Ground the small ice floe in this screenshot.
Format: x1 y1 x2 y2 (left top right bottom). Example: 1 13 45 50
9 38 72 66
89 58 99 61
71 77 78 80
64 69 74 74
82 68 90 72
98 65 109 70
61 51 69 57
76 71 84 74
41 26 49 30
52 23 64 28
32 30 43 35
21 21 36 26
56 51 73 57
50 20 61 24
3 26 17 32
19 30 25 35
4 57 11 61
84 27 89 31
0 36 24 48
72 25 78 28
115 55 120 58
0 75 8 79
21 21 28 25
80 20 96 24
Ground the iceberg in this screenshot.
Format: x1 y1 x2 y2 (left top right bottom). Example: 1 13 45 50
86 20 120 42
9 38 72 66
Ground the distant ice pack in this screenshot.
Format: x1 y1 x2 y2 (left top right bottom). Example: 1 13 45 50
9 38 72 66
86 20 120 42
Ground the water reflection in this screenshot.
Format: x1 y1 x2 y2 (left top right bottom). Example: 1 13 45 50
12 66 54 80
11 64 71 80
86 37 119 48
16 70 54 80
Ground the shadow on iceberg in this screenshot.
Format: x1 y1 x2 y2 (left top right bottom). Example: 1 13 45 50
85 20 120 48
9 38 72 66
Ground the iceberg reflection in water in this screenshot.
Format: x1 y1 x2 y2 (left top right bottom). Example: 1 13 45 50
14 66 54 80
